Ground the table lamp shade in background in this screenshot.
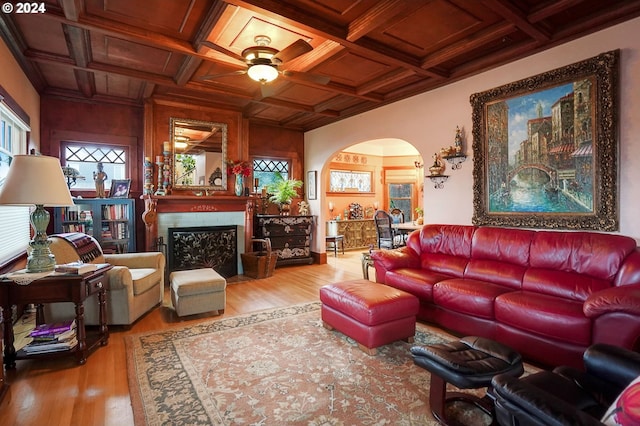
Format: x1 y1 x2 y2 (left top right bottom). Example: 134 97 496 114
0 155 74 272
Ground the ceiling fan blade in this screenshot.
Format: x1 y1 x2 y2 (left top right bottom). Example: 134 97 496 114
272 39 313 63
281 70 330 85
198 69 247 81
201 41 247 64
260 83 279 98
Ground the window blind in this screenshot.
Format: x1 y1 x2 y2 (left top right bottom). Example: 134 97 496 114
0 205 30 264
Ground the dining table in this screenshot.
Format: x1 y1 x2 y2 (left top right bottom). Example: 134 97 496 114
392 222 423 243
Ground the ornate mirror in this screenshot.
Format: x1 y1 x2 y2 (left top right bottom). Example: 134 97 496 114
169 117 227 191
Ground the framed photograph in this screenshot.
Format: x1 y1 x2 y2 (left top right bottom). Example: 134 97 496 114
307 170 317 200
470 50 619 231
109 179 131 198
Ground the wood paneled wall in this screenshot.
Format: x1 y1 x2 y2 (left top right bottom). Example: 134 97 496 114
40 96 144 249
39 95 307 249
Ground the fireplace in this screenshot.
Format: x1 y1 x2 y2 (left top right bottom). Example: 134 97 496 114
168 225 238 278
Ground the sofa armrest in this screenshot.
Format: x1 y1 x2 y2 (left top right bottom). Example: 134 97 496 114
103 251 165 271
583 344 640 389
105 265 133 291
491 373 605 426
370 246 420 271
584 284 640 318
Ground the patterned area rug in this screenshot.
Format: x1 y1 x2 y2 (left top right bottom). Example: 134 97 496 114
126 302 492 425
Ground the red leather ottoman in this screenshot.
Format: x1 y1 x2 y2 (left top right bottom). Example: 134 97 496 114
320 279 419 355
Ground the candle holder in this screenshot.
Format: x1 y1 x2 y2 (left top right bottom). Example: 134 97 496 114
143 159 154 195
154 159 165 196
162 150 171 194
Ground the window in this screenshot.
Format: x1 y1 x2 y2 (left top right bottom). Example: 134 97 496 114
388 183 414 221
62 143 128 190
0 99 30 264
253 158 290 190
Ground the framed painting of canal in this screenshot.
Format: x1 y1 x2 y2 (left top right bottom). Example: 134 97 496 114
470 50 619 231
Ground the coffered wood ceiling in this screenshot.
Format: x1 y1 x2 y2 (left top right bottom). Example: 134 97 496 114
2 0 639 131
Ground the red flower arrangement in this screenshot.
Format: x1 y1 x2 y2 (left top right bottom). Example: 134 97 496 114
228 160 252 177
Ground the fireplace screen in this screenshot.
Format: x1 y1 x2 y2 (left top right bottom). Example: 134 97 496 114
168 225 238 277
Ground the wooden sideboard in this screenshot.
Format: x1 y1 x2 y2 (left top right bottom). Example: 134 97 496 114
330 219 377 250
255 215 314 265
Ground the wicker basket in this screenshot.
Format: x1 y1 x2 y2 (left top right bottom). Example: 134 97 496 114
241 238 277 279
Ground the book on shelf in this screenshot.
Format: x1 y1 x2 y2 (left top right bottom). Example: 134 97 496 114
55 262 98 275
30 327 76 343
23 336 78 354
29 319 76 337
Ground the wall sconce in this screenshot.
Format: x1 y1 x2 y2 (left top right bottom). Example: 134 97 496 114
373 200 379 210
328 201 334 215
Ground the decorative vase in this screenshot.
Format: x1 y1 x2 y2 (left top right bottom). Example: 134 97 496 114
279 202 291 216
234 174 244 196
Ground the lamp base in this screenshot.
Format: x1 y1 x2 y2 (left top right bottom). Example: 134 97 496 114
26 204 57 273
27 239 56 273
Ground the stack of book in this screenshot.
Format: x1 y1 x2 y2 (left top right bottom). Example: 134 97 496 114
23 320 78 354
55 262 97 275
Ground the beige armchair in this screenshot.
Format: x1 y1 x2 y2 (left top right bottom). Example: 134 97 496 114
44 234 165 326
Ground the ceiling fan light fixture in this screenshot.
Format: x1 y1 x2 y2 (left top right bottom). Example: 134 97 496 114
247 63 278 83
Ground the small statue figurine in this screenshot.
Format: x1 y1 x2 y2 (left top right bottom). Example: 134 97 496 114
429 153 444 176
454 126 463 153
93 162 108 198
298 200 310 215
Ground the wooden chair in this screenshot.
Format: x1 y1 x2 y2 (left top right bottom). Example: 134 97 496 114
374 210 405 249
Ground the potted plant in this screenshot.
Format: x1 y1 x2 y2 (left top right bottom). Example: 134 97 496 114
267 172 303 215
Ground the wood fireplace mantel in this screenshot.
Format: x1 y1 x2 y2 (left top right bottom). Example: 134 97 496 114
141 194 254 252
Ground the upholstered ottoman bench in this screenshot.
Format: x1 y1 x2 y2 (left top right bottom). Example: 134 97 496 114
319 279 419 355
411 336 524 425
170 268 227 317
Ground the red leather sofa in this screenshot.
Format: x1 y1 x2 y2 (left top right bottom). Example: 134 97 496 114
371 224 640 368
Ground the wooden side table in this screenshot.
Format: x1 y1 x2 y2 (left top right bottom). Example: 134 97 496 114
0 264 112 369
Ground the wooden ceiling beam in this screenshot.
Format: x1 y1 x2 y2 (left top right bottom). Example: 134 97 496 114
25 48 339 117
421 22 516 69
480 0 551 42
0 14 47 91
226 0 447 79
356 69 416 95
59 0 84 21
527 0 584 23
346 0 405 42
40 10 221 64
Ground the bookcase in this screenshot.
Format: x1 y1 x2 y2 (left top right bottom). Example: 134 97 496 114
53 198 136 253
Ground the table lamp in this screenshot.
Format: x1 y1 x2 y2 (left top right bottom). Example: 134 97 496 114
0 154 74 273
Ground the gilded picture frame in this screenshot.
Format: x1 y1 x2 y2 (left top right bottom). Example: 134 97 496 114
470 50 619 231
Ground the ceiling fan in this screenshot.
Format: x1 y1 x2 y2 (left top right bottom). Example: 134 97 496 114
199 36 330 87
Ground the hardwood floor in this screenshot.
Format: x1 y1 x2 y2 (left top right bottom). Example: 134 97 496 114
0 251 366 426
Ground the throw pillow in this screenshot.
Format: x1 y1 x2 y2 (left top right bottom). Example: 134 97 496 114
602 375 640 425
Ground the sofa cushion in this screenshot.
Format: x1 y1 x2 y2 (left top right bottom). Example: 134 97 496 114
384 268 449 301
495 291 591 346
523 268 610 301
529 231 637 281
418 225 474 277
464 227 532 289
434 279 514 319
131 268 162 296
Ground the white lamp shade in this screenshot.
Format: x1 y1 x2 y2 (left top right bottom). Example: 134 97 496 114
0 154 74 206
247 64 278 83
